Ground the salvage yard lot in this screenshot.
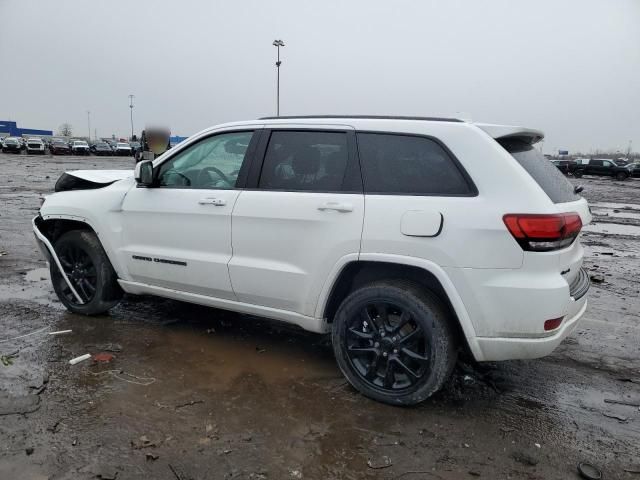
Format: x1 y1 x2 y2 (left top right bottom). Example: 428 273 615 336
1 153 639 479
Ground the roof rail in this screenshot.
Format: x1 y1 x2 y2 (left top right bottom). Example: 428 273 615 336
258 115 463 122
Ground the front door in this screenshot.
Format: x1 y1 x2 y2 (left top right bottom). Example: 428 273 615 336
229 128 364 316
119 129 258 299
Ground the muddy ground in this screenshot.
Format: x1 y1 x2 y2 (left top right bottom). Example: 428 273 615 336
0 152 639 480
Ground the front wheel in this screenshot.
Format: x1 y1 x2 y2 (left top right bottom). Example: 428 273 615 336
50 230 123 315
573 170 583 178
615 172 629 181
332 281 457 406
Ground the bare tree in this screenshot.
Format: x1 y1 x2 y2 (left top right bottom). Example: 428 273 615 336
58 123 73 137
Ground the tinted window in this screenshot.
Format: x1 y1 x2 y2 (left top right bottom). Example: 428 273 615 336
157 131 253 189
357 133 472 195
590 160 603 166
259 131 349 191
500 139 580 204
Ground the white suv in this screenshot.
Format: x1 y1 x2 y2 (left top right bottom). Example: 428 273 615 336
33 116 591 405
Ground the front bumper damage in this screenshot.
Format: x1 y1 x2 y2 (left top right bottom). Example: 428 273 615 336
32 215 84 304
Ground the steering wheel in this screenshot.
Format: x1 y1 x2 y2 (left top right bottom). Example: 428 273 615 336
197 166 232 187
161 169 191 186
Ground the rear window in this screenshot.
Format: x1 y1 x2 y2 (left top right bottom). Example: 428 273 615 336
357 133 473 195
500 139 580 204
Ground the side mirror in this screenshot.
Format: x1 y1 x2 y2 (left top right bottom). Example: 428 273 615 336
134 160 154 186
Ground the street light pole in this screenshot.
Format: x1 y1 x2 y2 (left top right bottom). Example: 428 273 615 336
87 111 91 141
272 39 285 116
129 94 135 140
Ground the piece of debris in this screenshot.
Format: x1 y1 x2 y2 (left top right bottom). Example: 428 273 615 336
256 346 266 353
623 466 640 474
25 447 34 455
602 412 629 422
206 328 216 334
577 462 602 480
49 329 72 336
604 398 640 407
97 469 118 480
168 464 184 480
534 443 541 449
511 451 539 466
174 399 204 409
367 455 393 469
145 453 159 461
71 437 78 446
290 470 303 479
92 352 115 363
468 471 481 477
131 435 157 449
69 353 91 365
0 394 41 416
0 251 7 257
590 274 605 283
0 351 18 366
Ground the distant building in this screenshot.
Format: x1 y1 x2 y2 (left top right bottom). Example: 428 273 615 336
0 120 53 138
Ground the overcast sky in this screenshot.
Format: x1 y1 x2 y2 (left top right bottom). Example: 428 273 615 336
1 0 638 154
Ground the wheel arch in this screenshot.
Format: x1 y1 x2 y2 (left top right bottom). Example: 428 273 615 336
36 215 124 279
318 255 481 360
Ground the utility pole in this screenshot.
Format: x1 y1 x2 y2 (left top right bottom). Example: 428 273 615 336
87 111 91 141
129 94 135 140
272 39 285 116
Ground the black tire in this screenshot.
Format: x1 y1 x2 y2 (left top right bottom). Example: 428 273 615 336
615 171 628 181
573 170 583 178
332 280 457 406
50 230 123 315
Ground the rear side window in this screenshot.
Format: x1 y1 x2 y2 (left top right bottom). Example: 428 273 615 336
356 133 473 195
500 139 580 204
259 131 350 191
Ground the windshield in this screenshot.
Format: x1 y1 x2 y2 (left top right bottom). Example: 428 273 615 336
117 143 129 147
5 139 18 144
499 138 580 204
74 141 88 146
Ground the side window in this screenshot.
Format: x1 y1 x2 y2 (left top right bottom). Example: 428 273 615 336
156 131 253 189
357 133 472 195
603 161 612 167
258 131 350 191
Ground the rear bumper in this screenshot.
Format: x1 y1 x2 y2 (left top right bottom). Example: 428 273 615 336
474 294 587 361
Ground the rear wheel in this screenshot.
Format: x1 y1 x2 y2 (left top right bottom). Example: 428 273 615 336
50 230 123 315
332 281 457 405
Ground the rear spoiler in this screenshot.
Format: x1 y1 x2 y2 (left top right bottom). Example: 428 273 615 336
475 123 544 145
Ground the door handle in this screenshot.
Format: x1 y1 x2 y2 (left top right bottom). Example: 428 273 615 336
198 197 226 206
317 202 353 213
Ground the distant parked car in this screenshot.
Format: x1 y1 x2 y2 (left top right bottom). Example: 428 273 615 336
573 158 632 180
114 142 132 156
91 142 114 156
71 140 90 155
551 159 577 175
2 137 22 153
26 138 46 154
628 162 640 178
50 139 71 155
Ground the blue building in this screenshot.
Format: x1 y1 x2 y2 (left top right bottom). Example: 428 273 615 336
0 120 53 138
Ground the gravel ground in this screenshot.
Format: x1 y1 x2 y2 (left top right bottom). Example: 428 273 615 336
0 152 639 480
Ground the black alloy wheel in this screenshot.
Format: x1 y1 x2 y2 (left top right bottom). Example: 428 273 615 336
345 302 430 392
56 243 98 305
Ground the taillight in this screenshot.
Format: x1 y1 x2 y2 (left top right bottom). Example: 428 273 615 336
503 213 582 252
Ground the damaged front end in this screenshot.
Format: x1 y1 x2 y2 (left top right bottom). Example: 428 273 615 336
32 215 85 305
55 170 132 192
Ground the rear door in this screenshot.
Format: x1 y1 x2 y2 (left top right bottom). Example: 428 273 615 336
229 127 364 316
